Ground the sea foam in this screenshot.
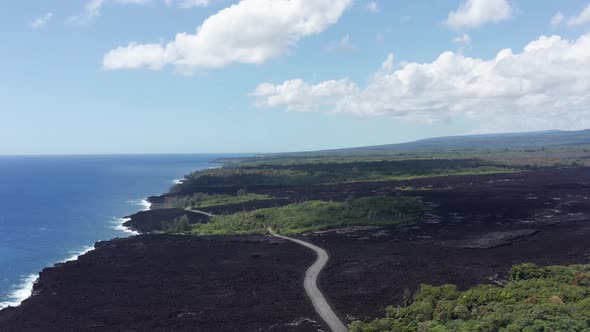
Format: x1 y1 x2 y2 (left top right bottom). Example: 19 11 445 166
1 200 148 310
0 245 95 310
126 198 152 211
109 217 139 236
0 274 38 310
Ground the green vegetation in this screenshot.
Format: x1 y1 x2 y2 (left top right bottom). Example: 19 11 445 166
350 263 590 332
192 193 271 208
168 192 271 209
191 196 425 235
163 215 192 234
173 159 517 194
215 129 590 168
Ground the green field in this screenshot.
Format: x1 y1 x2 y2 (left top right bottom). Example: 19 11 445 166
190 196 425 235
214 129 590 168
168 192 272 209
350 263 590 332
172 159 519 194
222 148 590 168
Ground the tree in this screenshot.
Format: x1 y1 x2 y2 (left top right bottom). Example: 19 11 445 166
164 215 191 234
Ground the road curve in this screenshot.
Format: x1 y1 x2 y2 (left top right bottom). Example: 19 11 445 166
185 208 347 331
185 208 214 217
268 228 348 332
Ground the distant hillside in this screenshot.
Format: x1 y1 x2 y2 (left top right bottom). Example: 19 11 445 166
307 129 590 156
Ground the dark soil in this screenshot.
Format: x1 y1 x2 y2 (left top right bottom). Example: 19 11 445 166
2 168 590 330
313 221 590 324
200 198 294 216
0 235 322 332
123 208 209 233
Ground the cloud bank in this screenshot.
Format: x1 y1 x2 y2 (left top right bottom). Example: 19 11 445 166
251 33 590 132
103 0 352 70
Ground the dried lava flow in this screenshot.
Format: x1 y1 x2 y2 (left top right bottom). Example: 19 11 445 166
189 206 348 331
268 228 348 332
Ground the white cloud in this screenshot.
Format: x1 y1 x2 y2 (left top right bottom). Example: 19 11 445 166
251 79 359 113
399 16 411 24
445 0 513 29
178 0 210 8
453 33 471 44
550 11 564 27
67 0 105 25
452 33 471 53
567 2 590 26
326 35 356 52
103 0 352 71
164 0 210 8
67 0 152 25
365 1 379 13
251 33 590 132
31 12 53 28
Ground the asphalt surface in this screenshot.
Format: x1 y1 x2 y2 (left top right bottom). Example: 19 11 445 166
268 228 348 332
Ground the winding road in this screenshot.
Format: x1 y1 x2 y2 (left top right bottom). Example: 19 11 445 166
268 228 348 332
186 208 348 331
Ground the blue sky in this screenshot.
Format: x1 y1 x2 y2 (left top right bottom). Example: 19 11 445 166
1 0 590 155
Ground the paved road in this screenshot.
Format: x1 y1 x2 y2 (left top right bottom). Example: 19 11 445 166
185 209 214 217
268 228 348 332
186 208 348 331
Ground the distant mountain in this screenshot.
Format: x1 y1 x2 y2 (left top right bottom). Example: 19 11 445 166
307 129 590 155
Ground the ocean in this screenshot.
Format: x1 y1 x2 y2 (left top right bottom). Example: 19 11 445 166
0 154 228 309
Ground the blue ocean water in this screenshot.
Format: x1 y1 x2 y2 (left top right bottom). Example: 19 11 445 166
0 154 228 309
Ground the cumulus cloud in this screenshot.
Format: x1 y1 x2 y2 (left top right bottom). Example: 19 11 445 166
251 33 590 132
31 12 53 28
251 79 359 113
567 2 590 26
445 0 513 29
103 0 352 70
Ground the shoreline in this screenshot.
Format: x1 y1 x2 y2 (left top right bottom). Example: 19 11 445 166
0 234 322 331
0 197 152 311
0 245 96 310
0 158 221 313
3 167 590 330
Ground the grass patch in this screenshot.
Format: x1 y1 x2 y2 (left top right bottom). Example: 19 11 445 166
191 193 271 208
215 145 590 168
173 159 519 194
350 263 590 332
191 196 424 235
169 192 271 209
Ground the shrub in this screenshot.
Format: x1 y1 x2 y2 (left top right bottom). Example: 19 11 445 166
350 264 590 332
163 215 191 234
191 196 425 235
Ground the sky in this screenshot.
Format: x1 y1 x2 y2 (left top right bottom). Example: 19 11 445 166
1 0 590 155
